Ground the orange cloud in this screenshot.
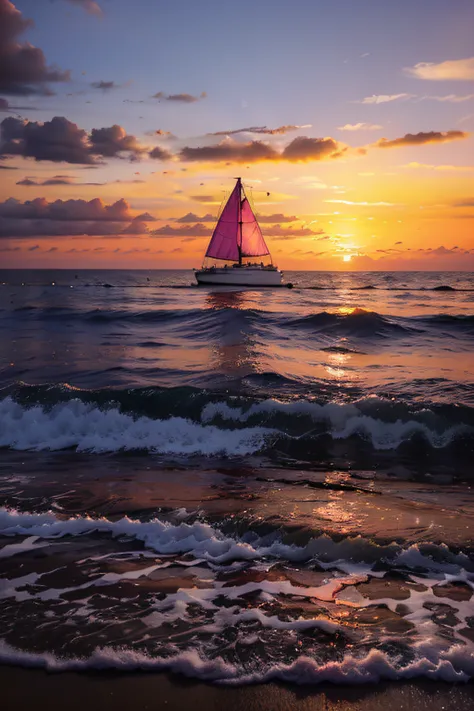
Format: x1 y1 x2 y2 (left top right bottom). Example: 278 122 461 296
179 136 344 163
375 130 469 149
405 57 474 81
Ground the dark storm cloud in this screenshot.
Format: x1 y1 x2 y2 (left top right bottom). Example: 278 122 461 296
152 92 207 103
208 125 311 136
375 130 469 149
0 116 148 164
0 0 70 95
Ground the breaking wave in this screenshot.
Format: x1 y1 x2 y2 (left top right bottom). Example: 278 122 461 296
0 391 472 455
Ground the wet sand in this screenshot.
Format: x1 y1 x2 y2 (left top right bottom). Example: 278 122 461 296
3 666 474 711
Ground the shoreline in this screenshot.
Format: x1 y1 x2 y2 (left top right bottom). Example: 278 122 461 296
3 666 474 711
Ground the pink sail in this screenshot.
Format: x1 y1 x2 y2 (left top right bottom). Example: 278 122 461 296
205 182 240 261
240 198 270 257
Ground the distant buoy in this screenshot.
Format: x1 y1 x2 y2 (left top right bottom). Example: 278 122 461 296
286 283 294 289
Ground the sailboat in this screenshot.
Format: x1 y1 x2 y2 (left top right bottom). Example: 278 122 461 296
194 178 283 286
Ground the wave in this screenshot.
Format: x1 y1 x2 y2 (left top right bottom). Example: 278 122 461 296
1 641 473 684
1 507 472 569
1 507 474 683
0 397 272 455
0 392 473 455
286 309 415 337
424 314 474 331
8 303 474 342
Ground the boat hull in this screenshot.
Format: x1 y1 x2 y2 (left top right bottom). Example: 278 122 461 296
195 267 283 286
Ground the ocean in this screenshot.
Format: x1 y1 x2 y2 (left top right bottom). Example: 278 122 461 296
0 269 473 685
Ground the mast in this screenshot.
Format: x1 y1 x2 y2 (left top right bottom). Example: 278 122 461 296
237 177 242 266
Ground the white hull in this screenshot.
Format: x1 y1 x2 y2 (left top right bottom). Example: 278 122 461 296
195 266 282 286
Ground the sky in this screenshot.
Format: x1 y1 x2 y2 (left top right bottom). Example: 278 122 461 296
0 0 473 270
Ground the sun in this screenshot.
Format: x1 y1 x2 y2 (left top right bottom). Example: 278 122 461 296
343 254 352 263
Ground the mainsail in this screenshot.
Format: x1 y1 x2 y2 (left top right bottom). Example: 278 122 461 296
205 179 270 263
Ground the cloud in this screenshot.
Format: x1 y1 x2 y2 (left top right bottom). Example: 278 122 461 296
0 197 156 238
0 116 150 164
0 115 94 163
338 123 382 131
0 219 126 237
403 162 474 171
420 94 474 103
175 212 215 223
359 93 414 104
89 124 147 159
149 146 173 160
16 174 104 186
0 0 70 95
174 211 298 224
208 124 311 136
179 136 344 164
0 197 133 221
151 223 210 237
190 195 218 203
180 139 278 163
15 177 36 186
405 57 474 81
375 130 469 149
282 137 344 161
120 217 151 235
152 92 206 103
265 225 325 238
255 213 299 223
452 198 474 207
145 129 175 139
326 200 400 206
65 0 103 15
90 81 120 91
